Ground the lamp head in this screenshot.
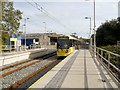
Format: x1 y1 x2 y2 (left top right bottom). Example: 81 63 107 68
85 17 89 19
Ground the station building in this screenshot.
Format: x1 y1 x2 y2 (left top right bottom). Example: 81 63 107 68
5 33 60 51
21 33 60 46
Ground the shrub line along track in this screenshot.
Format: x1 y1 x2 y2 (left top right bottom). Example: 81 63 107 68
1 51 60 89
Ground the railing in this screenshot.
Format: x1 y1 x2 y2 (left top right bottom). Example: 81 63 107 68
41 45 56 49
2 45 19 52
0 45 56 55
90 46 120 87
27 45 41 50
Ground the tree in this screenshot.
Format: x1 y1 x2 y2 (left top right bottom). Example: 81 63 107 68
0 0 3 51
96 19 120 46
2 1 22 32
0 0 22 44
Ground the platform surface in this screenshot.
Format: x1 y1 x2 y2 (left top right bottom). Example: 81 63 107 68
29 49 118 89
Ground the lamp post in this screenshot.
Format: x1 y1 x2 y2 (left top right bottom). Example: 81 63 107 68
85 17 92 47
15 31 19 52
0 29 2 56
43 22 46 32
85 17 92 37
9 31 11 52
43 22 46 46
0 2 2 56
93 0 96 58
24 18 29 51
47 30 52 45
85 0 96 58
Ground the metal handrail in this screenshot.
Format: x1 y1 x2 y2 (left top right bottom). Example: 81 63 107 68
96 51 120 73
97 47 120 57
90 46 120 83
0 45 56 55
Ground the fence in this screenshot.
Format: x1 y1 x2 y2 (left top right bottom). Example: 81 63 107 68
0 44 56 55
41 45 56 49
90 46 120 87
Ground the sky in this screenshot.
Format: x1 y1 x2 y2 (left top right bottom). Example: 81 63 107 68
13 0 119 38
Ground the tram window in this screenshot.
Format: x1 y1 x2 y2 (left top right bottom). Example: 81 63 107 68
72 40 75 46
57 39 70 49
69 40 72 47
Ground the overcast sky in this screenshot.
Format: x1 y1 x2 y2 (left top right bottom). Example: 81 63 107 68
13 0 119 38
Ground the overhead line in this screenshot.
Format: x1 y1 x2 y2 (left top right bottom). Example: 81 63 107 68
32 0 68 29
25 0 73 32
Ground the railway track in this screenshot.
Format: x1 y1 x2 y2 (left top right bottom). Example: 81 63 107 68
0 60 41 78
0 52 56 76
0 52 61 89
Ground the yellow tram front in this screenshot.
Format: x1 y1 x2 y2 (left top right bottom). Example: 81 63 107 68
57 35 77 57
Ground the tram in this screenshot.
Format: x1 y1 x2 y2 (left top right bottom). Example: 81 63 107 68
57 35 80 57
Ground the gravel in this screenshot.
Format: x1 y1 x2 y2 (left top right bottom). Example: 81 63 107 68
1 55 56 89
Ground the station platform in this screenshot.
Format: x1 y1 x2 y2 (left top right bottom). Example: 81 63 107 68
28 49 118 89
0 48 46 57
0 48 56 66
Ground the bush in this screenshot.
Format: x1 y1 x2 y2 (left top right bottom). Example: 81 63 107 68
101 45 120 54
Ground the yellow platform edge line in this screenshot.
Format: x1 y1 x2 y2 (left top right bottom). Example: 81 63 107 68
28 51 77 89
27 57 65 89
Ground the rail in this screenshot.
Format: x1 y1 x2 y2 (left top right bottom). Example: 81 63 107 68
90 46 120 88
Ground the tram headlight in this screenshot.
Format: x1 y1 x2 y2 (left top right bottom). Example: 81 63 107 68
57 49 61 52
65 49 68 53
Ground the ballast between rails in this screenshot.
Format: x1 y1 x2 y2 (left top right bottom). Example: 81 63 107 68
1 51 58 89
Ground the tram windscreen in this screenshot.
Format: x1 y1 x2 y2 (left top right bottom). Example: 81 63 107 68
57 37 70 49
